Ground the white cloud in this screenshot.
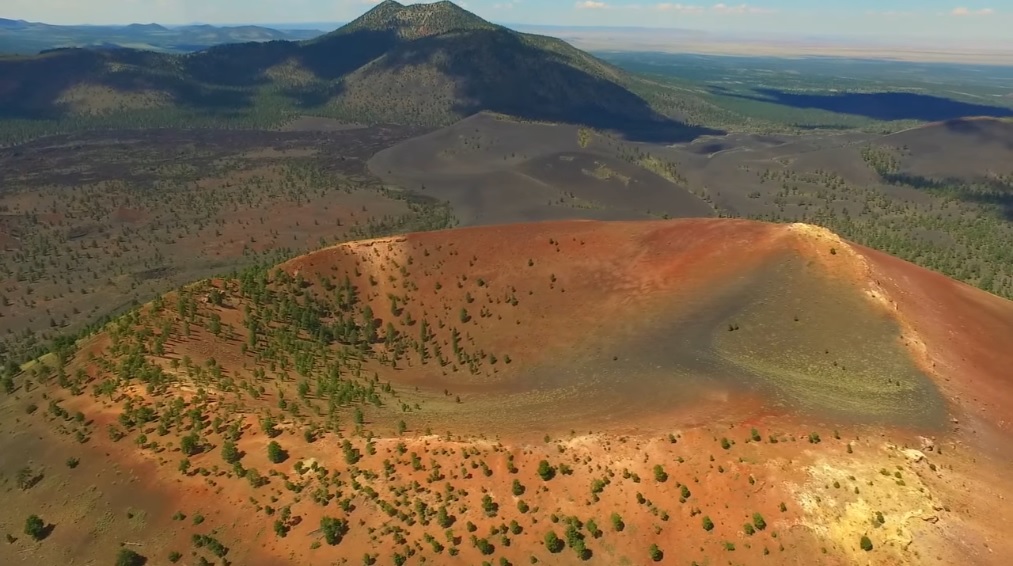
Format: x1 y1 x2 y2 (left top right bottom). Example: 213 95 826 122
711 3 774 15
576 1 608 9
951 7 995 16
654 4 706 14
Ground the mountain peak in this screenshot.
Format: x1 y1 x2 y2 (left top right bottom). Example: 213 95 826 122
335 0 498 40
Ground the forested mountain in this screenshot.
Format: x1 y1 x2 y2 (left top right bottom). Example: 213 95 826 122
0 0 704 143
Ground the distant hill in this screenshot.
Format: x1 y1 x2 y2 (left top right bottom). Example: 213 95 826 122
0 18 324 55
877 117 1013 179
0 18 30 30
0 0 711 142
124 23 169 32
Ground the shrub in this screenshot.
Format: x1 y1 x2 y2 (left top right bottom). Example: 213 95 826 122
753 512 766 531
320 516 348 545
544 531 564 553
342 440 361 465
24 515 45 540
437 506 454 528
221 440 240 464
475 538 494 555
702 516 714 531
649 544 663 562
16 466 37 490
653 464 668 482
481 495 499 517
261 416 279 437
860 535 873 551
115 549 144 566
610 512 625 532
537 460 555 481
512 479 525 496
180 433 200 456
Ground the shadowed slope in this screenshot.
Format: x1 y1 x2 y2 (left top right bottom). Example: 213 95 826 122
878 117 1013 178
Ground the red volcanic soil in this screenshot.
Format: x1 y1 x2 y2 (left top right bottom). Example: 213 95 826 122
857 244 1013 439
286 218 788 373
8 218 1013 566
284 218 1013 437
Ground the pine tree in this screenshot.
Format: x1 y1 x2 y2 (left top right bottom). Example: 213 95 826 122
267 441 285 463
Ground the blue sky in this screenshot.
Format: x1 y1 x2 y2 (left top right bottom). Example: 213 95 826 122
3 0 1010 41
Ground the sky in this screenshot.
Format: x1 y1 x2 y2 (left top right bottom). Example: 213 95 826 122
3 0 1011 42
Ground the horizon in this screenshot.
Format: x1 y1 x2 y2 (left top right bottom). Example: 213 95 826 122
3 0 1012 43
